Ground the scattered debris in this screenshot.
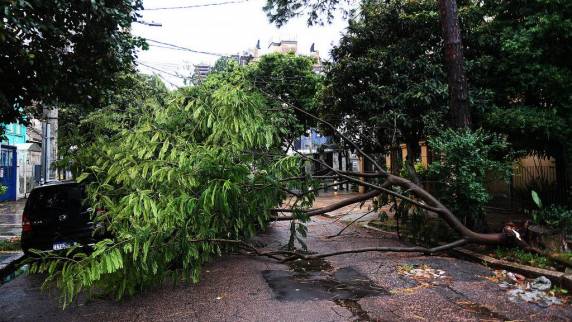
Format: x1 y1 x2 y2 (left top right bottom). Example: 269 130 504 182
488 270 565 307
507 272 526 285
397 264 448 285
531 276 552 291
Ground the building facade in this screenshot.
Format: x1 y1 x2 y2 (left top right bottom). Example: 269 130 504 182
1 122 27 145
1 122 26 201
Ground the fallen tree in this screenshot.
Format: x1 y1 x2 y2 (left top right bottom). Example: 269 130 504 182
30 63 563 308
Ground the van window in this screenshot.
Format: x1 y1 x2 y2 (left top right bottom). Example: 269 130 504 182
27 185 84 217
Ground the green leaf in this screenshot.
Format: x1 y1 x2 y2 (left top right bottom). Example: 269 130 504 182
76 172 90 183
531 190 542 209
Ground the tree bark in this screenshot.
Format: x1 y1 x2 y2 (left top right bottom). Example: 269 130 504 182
405 139 421 185
438 0 471 129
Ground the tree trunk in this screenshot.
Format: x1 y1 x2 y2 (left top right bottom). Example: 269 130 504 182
438 0 471 129
338 150 344 191
390 145 402 175
405 140 421 185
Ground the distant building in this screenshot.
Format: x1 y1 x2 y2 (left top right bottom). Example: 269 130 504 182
229 53 254 66
1 122 27 145
0 108 58 201
293 129 331 155
192 64 213 84
268 40 298 54
1 122 26 201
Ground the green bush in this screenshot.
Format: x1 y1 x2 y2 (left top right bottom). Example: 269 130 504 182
0 185 7 196
530 191 572 234
428 129 510 230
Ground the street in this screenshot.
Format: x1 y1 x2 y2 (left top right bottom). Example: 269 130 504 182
0 202 571 321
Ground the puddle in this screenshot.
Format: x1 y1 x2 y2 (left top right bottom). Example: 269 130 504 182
264 257 386 319
263 259 387 302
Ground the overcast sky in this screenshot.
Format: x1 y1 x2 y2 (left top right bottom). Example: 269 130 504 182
133 0 350 87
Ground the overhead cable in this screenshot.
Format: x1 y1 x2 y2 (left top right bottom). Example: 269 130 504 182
138 62 188 79
146 39 226 56
143 0 248 11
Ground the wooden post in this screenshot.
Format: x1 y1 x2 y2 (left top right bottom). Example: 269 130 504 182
358 155 365 194
419 141 428 168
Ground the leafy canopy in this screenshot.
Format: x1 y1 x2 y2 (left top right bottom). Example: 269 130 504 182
0 0 145 125
57 73 169 176
475 0 572 156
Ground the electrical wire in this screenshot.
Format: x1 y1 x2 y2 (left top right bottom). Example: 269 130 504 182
156 74 182 88
143 0 248 11
146 39 226 56
138 62 188 79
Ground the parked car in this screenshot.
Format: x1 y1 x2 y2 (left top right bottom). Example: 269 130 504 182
21 181 103 255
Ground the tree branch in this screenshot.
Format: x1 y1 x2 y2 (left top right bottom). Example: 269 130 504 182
271 189 381 220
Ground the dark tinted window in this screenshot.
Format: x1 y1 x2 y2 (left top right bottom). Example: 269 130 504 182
27 184 85 218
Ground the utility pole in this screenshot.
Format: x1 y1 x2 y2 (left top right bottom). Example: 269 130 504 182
40 107 58 183
438 0 471 129
41 121 51 183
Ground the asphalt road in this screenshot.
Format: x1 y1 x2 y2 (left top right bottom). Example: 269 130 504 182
1 213 571 321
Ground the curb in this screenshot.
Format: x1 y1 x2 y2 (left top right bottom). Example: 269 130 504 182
0 251 25 282
359 223 572 289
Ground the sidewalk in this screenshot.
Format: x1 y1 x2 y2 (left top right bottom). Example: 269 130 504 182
0 199 25 240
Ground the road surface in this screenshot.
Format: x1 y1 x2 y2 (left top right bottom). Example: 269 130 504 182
0 196 571 321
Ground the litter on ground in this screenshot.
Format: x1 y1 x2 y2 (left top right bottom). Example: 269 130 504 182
488 270 564 307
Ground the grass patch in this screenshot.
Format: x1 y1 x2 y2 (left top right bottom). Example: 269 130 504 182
493 247 551 269
0 239 21 252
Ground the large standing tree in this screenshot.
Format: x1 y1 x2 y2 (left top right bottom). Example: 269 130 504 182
0 0 145 125
321 0 490 175
438 0 470 128
264 0 472 129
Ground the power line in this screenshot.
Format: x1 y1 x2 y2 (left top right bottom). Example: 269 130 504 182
138 62 188 79
156 74 182 88
146 39 226 56
143 0 248 11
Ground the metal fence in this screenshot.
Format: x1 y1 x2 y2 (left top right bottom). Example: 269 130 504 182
488 164 567 211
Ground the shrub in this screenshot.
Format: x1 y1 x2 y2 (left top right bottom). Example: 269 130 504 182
428 129 510 230
531 191 572 234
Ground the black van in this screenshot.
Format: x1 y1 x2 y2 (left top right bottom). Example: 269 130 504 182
21 181 100 254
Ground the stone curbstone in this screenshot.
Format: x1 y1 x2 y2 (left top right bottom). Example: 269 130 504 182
451 247 565 284
0 251 25 281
